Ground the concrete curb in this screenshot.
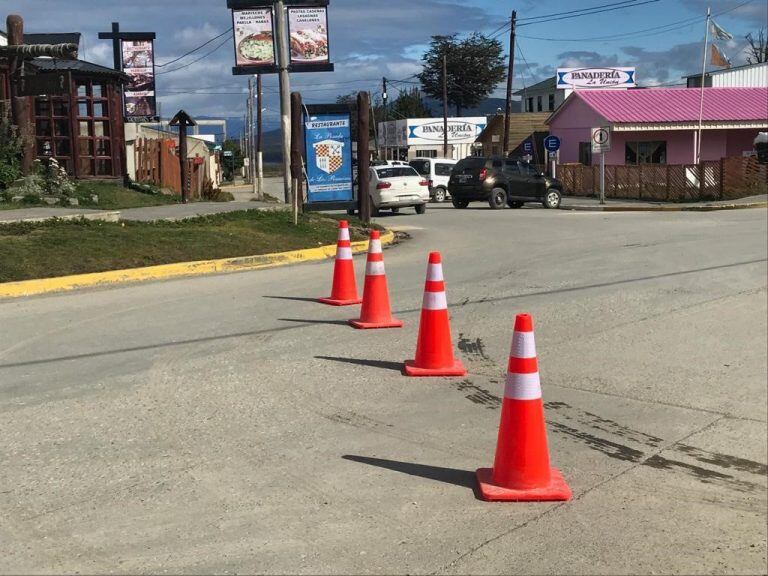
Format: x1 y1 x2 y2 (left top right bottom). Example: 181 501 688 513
562 201 768 212
0 210 122 224
0 229 396 300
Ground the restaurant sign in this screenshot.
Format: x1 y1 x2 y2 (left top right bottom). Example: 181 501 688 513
556 67 636 89
121 40 158 121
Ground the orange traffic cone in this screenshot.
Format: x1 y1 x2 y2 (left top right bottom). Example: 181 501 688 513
349 230 403 329
476 314 572 501
318 220 362 306
404 252 466 377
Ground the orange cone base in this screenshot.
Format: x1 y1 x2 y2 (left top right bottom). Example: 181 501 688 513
318 297 363 306
475 467 572 502
404 359 467 377
349 318 404 329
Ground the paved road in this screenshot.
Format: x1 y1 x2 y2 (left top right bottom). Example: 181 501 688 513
1 205 766 574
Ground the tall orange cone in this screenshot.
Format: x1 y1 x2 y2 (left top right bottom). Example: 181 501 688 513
349 230 403 329
318 220 362 306
404 252 466 377
476 314 572 501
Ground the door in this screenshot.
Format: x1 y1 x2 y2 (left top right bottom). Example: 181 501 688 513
520 162 546 197
503 160 529 197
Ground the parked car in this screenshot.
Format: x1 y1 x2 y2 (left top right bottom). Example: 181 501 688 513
348 165 430 216
409 158 458 203
448 156 563 210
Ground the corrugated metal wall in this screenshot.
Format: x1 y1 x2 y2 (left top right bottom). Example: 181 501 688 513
713 63 768 88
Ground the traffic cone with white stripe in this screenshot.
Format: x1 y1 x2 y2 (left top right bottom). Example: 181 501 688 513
349 230 403 329
404 252 466 377
318 220 362 306
476 314 572 501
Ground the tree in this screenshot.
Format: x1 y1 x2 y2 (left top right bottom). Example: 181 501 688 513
418 33 506 116
335 92 384 141
390 88 432 120
221 138 243 181
745 29 767 64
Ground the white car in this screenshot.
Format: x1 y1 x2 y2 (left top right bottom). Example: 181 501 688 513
409 158 458 203
352 165 429 216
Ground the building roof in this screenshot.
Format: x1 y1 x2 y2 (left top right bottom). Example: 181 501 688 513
548 87 768 125
683 61 768 79
513 76 556 96
31 57 127 80
24 33 81 47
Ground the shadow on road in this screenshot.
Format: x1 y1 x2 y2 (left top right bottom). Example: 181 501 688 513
342 455 481 498
280 318 349 326
316 355 403 373
264 295 319 303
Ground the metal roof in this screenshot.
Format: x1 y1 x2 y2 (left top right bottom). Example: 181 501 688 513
548 87 768 124
24 33 81 47
31 57 127 80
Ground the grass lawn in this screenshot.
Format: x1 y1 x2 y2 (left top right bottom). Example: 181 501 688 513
0 210 378 283
0 182 180 211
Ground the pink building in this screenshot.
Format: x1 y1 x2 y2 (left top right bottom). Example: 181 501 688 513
547 88 768 166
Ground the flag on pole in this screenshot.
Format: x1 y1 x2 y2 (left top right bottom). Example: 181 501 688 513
710 43 732 68
709 19 733 41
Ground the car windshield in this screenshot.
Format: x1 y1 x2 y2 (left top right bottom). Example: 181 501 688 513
454 157 487 172
376 167 419 179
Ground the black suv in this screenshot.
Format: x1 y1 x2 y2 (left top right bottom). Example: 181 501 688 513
448 156 563 210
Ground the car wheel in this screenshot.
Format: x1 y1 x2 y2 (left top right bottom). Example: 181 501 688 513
415 203 426 215
433 187 447 203
543 188 562 209
391 207 400 214
507 200 524 209
489 187 507 210
452 198 469 209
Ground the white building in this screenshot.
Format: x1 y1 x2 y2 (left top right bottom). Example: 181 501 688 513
378 116 487 161
685 61 768 88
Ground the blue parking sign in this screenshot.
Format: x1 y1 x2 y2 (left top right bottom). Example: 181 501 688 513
544 135 561 152
523 141 533 153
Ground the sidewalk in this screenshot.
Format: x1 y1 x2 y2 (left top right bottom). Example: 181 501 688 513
561 194 767 212
0 200 284 224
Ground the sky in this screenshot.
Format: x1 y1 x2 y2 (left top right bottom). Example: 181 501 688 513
1 0 765 132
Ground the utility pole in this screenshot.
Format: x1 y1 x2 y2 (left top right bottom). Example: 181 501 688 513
382 77 388 121
357 91 371 224
275 0 292 204
442 54 449 158
290 92 303 224
503 10 517 155
247 78 254 185
257 74 264 199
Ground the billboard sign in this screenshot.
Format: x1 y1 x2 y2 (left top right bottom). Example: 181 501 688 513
288 6 332 72
232 7 278 74
406 117 486 145
556 67 636 89
121 40 157 121
304 109 354 205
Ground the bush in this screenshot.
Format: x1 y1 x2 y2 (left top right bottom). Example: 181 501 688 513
0 103 23 190
201 178 234 202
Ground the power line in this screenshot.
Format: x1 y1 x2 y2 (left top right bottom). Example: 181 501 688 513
156 33 232 75
156 27 233 68
518 0 661 27
517 0 641 22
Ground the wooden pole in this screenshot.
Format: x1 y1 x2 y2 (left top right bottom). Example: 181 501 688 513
290 92 304 225
257 74 264 199
7 15 34 174
503 11 517 155
275 0 292 203
357 92 371 224
179 122 188 203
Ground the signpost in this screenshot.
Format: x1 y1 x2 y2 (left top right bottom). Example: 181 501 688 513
170 110 197 204
544 135 561 179
591 127 611 205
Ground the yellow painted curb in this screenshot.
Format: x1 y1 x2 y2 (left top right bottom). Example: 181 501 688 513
0 230 396 300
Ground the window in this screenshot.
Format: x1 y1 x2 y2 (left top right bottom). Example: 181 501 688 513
434 163 454 176
414 149 437 159
75 80 113 176
375 167 420 179
625 141 666 164
579 142 592 166
409 160 430 175
34 94 71 172
537 96 543 112
548 94 555 111
527 97 533 113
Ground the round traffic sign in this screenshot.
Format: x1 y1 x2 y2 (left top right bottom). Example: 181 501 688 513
592 128 610 145
544 135 561 152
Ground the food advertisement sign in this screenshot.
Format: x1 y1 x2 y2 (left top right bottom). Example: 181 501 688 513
304 111 353 205
232 8 276 69
121 40 157 121
288 7 330 66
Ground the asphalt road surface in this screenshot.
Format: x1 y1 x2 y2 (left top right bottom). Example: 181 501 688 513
1 204 766 574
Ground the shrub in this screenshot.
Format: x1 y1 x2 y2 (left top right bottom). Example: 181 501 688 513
0 103 23 190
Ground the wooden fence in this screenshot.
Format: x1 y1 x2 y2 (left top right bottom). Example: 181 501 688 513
557 157 768 202
135 138 206 198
